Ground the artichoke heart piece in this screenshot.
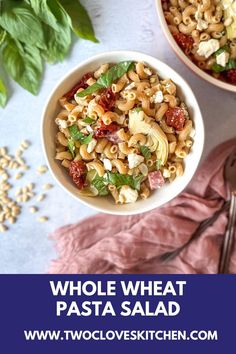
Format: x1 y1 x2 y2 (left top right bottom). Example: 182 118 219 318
128 110 168 165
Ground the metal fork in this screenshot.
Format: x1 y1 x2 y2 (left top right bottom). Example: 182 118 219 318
218 149 236 273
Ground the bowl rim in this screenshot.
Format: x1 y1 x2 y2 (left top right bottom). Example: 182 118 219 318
155 0 236 93
41 50 205 215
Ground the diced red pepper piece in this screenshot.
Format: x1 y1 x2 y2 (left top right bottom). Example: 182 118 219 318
69 160 87 189
98 87 117 111
148 170 165 190
165 107 186 131
173 32 194 53
64 72 93 100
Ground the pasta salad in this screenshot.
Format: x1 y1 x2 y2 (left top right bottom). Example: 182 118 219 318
162 0 236 84
54 61 194 204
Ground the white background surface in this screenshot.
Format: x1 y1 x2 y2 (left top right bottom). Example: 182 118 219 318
0 0 235 274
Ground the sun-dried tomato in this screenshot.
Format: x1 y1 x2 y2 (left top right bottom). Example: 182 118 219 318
225 69 236 84
69 160 87 189
98 87 117 111
64 72 93 100
94 121 119 138
165 107 186 131
173 32 194 53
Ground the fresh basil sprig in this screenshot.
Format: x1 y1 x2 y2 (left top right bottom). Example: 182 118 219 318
76 61 135 97
68 125 93 145
0 0 98 107
214 45 230 57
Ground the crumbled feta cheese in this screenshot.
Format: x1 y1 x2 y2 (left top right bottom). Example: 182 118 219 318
87 138 97 153
119 185 138 204
216 51 230 67
124 82 136 90
128 153 144 169
103 158 112 171
151 90 164 104
197 39 220 58
144 67 152 76
86 125 93 133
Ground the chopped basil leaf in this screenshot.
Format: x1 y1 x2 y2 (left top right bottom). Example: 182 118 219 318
140 145 151 160
214 45 230 57
156 159 162 170
106 172 143 191
77 61 134 97
68 125 92 144
83 117 95 124
91 175 109 196
67 137 75 158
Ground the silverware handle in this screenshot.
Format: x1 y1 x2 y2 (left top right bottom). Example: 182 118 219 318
218 193 236 274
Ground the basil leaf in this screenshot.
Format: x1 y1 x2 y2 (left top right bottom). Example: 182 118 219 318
214 45 230 57
140 145 151 160
106 172 143 191
68 137 75 158
97 61 134 87
211 63 225 73
0 78 7 108
83 117 95 124
28 0 59 31
77 61 134 97
91 176 109 196
2 36 43 95
79 133 93 145
58 0 98 43
40 0 71 63
0 1 46 50
68 125 93 144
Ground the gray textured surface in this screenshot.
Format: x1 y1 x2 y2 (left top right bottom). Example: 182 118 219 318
0 0 235 273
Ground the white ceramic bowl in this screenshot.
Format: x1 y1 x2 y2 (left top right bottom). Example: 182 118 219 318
41 51 204 215
156 0 236 93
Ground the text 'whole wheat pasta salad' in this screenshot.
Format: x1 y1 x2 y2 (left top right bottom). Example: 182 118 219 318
54 61 194 204
162 0 236 84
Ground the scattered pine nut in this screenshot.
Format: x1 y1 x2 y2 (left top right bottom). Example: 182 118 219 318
0 224 8 232
37 165 48 174
43 183 53 190
37 193 46 202
8 217 16 224
20 140 30 149
14 172 23 180
27 183 35 191
29 206 38 214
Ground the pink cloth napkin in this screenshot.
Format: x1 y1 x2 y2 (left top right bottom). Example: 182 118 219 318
49 139 236 274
